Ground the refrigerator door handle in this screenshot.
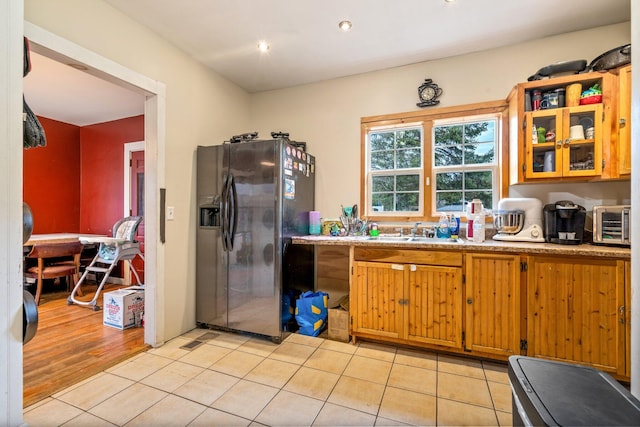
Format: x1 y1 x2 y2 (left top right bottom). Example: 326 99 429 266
228 175 238 251
220 175 230 251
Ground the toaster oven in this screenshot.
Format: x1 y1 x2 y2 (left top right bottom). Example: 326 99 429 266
592 205 630 246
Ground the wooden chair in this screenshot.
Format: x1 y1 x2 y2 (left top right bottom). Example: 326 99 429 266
24 241 84 305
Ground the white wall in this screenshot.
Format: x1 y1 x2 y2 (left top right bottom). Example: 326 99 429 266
24 0 251 340
251 22 631 219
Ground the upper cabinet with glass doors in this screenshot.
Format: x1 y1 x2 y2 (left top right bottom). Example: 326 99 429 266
507 71 623 184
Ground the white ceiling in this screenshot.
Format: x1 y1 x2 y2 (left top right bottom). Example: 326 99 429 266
24 0 630 126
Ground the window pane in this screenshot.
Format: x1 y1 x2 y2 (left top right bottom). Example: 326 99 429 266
396 129 421 148
464 142 495 164
372 193 393 212
397 148 421 168
370 132 394 151
396 193 419 212
465 191 493 210
371 151 394 170
464 171 493 190
436 192 463 212
464 121 494 143
372 175 394 192
396 174 419 191
434 124 463 146
435 172 462 190
434 145 463 167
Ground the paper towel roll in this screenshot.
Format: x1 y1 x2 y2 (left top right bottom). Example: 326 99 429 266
543 151 555 172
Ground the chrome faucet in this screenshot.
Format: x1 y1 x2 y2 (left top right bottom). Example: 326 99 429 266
395 227 404 237
410 222 422 237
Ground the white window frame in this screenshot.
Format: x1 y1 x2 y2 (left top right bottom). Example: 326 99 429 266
365 122 424 217
431 113 501 216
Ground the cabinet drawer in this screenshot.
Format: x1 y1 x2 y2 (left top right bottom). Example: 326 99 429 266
353 248 462 266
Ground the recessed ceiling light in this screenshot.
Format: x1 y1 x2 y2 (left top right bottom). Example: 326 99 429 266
444 0 456 2
338 20 352 31
257 41 270 53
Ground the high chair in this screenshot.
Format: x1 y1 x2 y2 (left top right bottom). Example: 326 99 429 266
68 216 144 310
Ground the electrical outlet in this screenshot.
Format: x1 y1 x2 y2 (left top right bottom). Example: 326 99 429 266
167 206 175 220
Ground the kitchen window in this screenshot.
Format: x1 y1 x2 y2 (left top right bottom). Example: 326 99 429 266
368 125 424 215
361 101 508 222
432 114 500 213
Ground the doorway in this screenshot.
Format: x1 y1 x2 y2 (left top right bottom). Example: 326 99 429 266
125 141 145 284
24 21 165 348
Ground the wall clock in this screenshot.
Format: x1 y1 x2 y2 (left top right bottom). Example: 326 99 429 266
417 78 443 107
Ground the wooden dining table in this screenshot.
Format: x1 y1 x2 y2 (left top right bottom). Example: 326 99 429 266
24 233 136 286
25 233 107 246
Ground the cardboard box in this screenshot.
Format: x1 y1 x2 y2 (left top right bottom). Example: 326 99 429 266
103 286 144 330
328 307 349 342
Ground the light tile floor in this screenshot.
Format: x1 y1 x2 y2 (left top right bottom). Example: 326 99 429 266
24 329 513 426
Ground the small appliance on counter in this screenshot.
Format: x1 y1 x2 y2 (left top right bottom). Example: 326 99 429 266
493 198 545 243
592 205 630 247
543 200 586 245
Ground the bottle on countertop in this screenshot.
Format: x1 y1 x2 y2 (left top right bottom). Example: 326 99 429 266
369 222 379 237
449 214 460 239
472 213 485 243
437 213 450 238
466 198 484 240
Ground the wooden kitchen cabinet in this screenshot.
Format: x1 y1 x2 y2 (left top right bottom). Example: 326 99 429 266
350 248 463 350
524 104 603 179
624 260 631 378
464 253 521 357
508 71 617 183
617 64 631 176
351 260 404 341
526 255 627 377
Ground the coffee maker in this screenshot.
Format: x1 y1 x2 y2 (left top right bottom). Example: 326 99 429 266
543 200 586 244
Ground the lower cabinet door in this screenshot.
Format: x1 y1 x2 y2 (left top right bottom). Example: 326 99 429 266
527 256 626 376
464 253 521 356
405 264 463 348
351 261 404 340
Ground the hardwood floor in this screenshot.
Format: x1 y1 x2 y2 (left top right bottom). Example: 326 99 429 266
23 283 148 408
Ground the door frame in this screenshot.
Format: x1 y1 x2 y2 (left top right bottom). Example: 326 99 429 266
124 141 145 217
23 22 166 351
1 2 25 422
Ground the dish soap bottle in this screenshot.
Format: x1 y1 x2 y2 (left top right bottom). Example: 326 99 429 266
449 214 460 239
437 214 450 238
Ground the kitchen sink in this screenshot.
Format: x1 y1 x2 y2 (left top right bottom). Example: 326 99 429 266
366 235 463 243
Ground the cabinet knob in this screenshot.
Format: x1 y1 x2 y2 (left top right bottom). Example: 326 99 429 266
466 298 473 304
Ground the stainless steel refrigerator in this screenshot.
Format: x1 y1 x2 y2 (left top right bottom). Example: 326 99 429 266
196 139 315 342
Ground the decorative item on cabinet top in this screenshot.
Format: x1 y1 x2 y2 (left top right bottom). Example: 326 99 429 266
527 59 587 81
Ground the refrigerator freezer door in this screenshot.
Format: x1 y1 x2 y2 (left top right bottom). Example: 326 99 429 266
196 145 228 327
227 141 280 337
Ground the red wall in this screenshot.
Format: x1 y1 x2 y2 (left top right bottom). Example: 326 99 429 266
23 117 81 233
79 116 144 235
23 115 144 235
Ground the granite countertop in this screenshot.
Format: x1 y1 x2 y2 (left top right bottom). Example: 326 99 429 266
291 235 631 259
